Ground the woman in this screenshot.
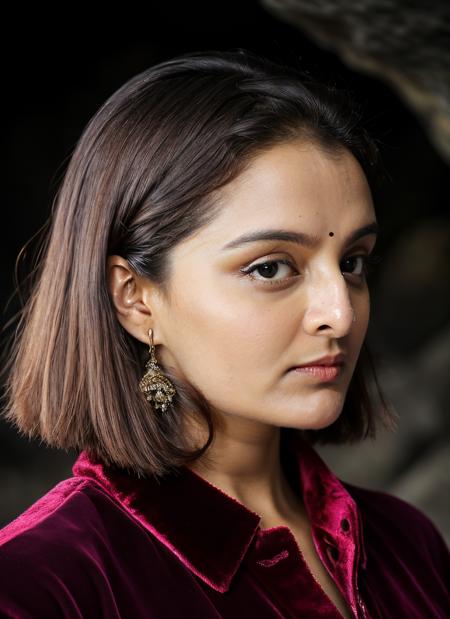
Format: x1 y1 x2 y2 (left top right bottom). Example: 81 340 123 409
0 49 448 619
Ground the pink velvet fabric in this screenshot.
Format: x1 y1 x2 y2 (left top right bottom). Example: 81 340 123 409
0 430 449 618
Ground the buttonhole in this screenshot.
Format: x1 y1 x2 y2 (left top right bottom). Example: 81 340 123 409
326 545 340 562
256 550 289 567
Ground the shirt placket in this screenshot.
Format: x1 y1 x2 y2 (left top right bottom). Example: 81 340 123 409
316 507 371 619
244 526 344 618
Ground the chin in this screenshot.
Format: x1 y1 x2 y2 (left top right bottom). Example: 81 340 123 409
282 405 343 431
279 391 345 430
308 414 342 430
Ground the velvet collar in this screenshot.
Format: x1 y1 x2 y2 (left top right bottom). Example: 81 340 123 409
72 430 367 593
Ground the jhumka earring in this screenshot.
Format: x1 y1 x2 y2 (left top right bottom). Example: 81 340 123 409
139 328 176 412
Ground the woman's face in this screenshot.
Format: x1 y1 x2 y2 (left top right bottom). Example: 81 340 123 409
150 140 378 431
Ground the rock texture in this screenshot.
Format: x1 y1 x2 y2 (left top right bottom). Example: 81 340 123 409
260 0 450 163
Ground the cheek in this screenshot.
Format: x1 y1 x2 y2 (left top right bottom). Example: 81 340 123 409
166 280 287 388
354 287 370 335
346 289 370 373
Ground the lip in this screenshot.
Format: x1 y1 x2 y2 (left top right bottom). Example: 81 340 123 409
290 353 346 369
290 365 342 381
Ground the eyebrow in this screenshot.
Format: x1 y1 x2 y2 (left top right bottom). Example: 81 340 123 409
221 222 381 251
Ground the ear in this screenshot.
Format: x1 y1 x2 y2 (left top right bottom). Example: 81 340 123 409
106 255 162 345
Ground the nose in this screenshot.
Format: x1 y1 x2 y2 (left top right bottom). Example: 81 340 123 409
302 269 356 338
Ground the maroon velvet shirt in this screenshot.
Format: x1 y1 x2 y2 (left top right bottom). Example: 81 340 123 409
1 430 449 618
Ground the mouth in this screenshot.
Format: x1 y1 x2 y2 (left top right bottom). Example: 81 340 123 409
289 365 342 381
287 353 345 382
289 352 346 370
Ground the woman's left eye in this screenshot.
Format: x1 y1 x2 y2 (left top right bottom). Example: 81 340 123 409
341 253 383 277
341 255 368 277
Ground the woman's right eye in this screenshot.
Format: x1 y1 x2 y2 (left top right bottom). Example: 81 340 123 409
240 259 298 286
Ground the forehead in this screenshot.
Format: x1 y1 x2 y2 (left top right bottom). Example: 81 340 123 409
175 140 375 257
223 139 371 208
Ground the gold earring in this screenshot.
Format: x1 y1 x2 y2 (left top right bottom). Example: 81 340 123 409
139 328 176 412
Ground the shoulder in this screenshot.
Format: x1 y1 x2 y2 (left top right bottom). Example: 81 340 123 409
1 476 88 541
342 480 450 574
0 476 120 555
342 479 442 534
0 476 152 618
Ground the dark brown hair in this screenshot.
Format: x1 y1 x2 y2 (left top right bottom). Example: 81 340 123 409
0 48 396 479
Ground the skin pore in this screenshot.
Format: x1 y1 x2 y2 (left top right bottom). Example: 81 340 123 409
107 139 377 616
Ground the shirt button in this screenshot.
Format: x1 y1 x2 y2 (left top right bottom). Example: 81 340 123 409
340 518 350 532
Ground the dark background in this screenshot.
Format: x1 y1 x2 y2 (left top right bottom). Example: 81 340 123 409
1 4 449 541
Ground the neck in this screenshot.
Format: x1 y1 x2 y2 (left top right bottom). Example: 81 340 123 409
186 414 306 528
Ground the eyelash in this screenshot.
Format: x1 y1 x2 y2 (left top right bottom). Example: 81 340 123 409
240 252 383 287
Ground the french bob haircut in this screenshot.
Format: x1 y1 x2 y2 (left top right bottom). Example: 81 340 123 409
0 48 396 479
